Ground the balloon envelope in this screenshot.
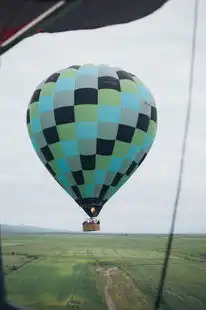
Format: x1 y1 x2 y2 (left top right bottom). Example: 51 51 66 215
27 64 157 217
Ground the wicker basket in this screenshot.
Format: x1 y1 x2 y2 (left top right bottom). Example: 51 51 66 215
82 222 100 232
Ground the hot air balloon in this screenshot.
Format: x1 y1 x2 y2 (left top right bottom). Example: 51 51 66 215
26 64 157 231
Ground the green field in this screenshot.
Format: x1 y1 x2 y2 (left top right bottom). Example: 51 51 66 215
2 234 206 310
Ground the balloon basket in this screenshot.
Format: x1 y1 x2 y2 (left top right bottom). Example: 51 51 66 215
82 219 100 232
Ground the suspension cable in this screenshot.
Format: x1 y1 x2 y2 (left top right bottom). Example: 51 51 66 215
154 0 199 309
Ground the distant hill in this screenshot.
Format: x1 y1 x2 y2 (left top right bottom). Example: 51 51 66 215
1 224 206 236
0 224 69 234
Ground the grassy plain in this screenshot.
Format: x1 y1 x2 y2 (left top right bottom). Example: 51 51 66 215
2 233 206 310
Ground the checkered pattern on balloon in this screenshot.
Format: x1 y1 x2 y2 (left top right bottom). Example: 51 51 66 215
27 64 157 230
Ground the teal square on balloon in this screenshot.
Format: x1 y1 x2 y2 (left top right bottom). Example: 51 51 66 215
56 175 70 188
85 184 95 197
109 157 124 173
98 105 120 123
138 85 153 102
142 135 153 152
95 170 105 184
60 141 79 157
56 158 70 172
55 78 75 92
126 145 141 160
31 136 39 152
121 93 140 111
77 122 97 139
31 117 41 133
77 66 98 76
38 96 53 113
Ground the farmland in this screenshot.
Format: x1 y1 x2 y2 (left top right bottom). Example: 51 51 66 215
2 233 206 310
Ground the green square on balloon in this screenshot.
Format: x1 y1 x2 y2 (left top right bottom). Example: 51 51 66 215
83 171 95 183
67 172 75 186
60 68 77 78
40 82 56 96
75 105 97 122
96 155 111 170
113 141 131 157
147 120 157 136
78 184 85 197
132 129 146 146
49 142 64 158
27 123 33 136
57 123 76 141
98 89 121 106
120 80 137 93
49 159 61 174
29 102 38 117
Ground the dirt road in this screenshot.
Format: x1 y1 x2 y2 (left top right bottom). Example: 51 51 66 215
100 267 150 310
104 268 117 310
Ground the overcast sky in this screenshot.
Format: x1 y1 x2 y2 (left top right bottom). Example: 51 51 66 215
0 0 205 233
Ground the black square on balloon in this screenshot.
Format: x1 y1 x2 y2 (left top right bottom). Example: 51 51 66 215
71 185 82 198
151 106 157 122
43 126 59 144
116 70 133 81
111 173 124 186
41 145 54 162
138 153 147 167
97 139 115 155
126 161 138 176
45 163 56 177
136 114 149 132
98 76 121 91
26 110 30 124
45 73 60 83
117 124 135 143
54 106 75 125
72 171 84 185
80 155 96 170
68 65 80 70
30 89 41 104
99 185 109 200
74 88 98 106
